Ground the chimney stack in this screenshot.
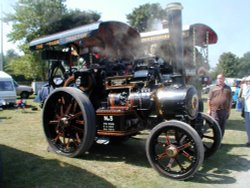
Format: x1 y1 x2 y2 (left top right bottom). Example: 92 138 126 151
166 2 185 76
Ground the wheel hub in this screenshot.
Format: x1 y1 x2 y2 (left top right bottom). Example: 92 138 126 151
166 145 178 157
59 117 69 128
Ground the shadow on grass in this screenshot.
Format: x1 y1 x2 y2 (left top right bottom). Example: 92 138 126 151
14 110 38 114
190 143 250 184
0 117 12 123
84 137 151 168
0 145 115 188
0 117 12 120
0 105 40 114
226 119 246 131
85 138 250 184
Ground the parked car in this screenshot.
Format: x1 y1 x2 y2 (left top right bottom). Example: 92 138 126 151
224 77 242 92
202 83 215 94
227 78 242 108
0 71 16 106
14 81 33 99
0 99 5 110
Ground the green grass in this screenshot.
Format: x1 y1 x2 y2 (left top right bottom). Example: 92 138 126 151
0 96 250 187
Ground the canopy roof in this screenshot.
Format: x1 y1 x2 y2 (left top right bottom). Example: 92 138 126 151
29 22 100 50
140 23 218 46
29 21 141 59
189 23 218 45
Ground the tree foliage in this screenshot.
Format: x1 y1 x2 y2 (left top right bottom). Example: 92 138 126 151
3 49 19 73
126 3 166 32
4 0 67 45
3 0 100 80
215 52 239 77
237 51 250 77
45 9 100 35
210 51 250 80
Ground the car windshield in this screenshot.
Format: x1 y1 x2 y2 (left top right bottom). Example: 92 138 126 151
0 81 14 91
14 80 19 87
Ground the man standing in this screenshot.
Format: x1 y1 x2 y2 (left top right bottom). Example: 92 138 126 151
207 73 232 137
242 76 250 147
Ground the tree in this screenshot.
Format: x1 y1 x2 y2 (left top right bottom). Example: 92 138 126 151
4 0 67 47
3 49 19 73
3 0 66 80
4 0 100 80
126 3 166 32
238 51 250 77
216 52 240 77
46 9 100 35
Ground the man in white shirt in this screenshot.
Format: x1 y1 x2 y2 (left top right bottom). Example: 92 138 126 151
242 76 250 147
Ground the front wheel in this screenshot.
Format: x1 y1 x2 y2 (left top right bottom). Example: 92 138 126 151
43 87 96 157
146 120 204 180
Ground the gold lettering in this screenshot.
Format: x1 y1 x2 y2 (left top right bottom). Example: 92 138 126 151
46 40 59 46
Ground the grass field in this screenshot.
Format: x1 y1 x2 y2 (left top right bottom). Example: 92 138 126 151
0 96 250 188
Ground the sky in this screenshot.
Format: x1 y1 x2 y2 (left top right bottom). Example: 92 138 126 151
1 0 250 68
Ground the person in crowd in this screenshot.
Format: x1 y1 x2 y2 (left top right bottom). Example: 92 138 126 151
233 80 241 111
238 77 247 116
241 76 250 147
207 73 232 137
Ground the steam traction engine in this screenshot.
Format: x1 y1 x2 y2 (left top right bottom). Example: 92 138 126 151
30 3 221 180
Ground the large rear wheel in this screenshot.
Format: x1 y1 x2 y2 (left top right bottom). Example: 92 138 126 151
146 120 204 180
43 87 96 157
199 112 222 158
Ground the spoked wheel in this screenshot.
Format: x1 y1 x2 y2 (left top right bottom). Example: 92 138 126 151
146 120 204 180
43 87 96 157
199 112 222 158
